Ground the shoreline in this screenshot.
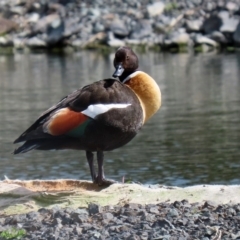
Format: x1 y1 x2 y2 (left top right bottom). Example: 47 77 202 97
0 179 239 239
1 179 239 216
0 0 240 53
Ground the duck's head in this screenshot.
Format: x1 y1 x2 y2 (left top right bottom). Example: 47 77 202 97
113 46 139 82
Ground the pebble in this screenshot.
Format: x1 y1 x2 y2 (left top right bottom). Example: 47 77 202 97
0 201 240 239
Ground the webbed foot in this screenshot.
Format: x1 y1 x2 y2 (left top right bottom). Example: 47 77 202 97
93 176 118 186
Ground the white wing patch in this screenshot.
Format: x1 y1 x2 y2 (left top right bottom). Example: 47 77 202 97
82 103 131 119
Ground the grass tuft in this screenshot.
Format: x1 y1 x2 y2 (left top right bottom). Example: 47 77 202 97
0 228 26 240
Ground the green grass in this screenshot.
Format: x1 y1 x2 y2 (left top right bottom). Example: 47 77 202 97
165 2 178 11
0 228 26 240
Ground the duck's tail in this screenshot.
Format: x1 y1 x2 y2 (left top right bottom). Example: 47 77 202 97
13 140 40 154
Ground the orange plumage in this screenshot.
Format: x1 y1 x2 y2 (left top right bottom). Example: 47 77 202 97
47 108 88 135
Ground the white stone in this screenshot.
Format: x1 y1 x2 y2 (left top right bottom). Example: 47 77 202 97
195 34 218 47
27 13 40 23
220 18 239 33
147 2 165 17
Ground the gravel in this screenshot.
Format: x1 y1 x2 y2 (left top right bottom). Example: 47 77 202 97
0 200 240 239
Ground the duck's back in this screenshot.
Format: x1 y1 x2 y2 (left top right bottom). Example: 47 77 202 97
87 79 143 131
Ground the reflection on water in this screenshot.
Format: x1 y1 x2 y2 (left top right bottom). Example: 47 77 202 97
0 51 240 186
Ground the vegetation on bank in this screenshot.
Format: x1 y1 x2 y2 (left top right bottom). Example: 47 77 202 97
0 43 240 56
0 228 26 240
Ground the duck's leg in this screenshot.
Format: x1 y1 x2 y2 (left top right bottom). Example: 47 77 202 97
86 151 96 182
95 151 117 186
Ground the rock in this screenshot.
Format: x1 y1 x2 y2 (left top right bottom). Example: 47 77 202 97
125 38 141 44
0 36 13 46
74 208 89 215
185 19 203 32
217 10 239 34
0 0 239 51
93 21 105 34
147 2 165 18
194 34 218 47
154 14 174 32
130 20 152 40
226 2 239 12
73 226 83 235
173 201 183 209
233 22 240 45
0 37 8 46
34 14 60 33
202 201 218 209
27 13 40 23
71 213 88 223
88 203 102 215
102 212 114 221
88 8 101 18
63 17 81 37
27 211 40 221
164 29 190 46
173 31 190 45
46 16 64 45
110 19 129 38
2 201 240 239
209 31 227 44
149 207 159 214
227 207 236 215
38 208 52 216
202 15 222 34
0 17 18 35
107 31 125 47
51 218 62 228
70 39 83 48
26 36 46 47
168 208 179 217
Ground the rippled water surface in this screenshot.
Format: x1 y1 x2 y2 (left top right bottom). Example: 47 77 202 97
0 51 240 186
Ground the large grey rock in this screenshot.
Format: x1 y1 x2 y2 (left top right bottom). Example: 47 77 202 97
110 19 129 38
34 14 60 33
63 17 81 37
154 14 182 33
10 6 25 15
194 34 218 47
220 17 239 33
93 21 105 33
47 17 65 45
0 17 18 35
107 31 125 47
164 29 190 46
233 22 240 45
185 19 203 32
202 15 222 34
226 1 239 12
209 31 227 44
130 20 152 40
27 13 40 23
26 37 46 47
218 11 239 33
0 36 13 46
147 2 165 18
88 8 101 18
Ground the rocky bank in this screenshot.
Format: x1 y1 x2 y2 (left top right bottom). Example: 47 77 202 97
0 0 240 51
1 201 240 239
0 180 240 239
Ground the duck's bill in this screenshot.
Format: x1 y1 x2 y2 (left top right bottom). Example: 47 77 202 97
112 64 124 77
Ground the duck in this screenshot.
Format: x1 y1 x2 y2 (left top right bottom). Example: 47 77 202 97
13 46 161 185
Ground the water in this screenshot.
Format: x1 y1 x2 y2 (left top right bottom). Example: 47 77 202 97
0 51 240 186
